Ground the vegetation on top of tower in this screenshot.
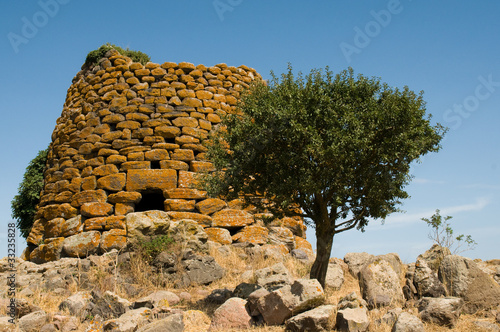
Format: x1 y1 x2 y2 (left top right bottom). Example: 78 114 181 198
84 43 151 67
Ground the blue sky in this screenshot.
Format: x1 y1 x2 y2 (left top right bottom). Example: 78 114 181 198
1 1 499 262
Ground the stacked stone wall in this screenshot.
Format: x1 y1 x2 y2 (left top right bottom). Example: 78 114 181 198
25 49 311 263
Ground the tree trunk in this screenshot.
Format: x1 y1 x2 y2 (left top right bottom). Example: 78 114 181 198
310 222 335 289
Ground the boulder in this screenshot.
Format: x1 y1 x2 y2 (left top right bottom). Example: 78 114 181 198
413 258 446 298
335 308 370 332
62 231 101 258
472 320 500 331
268 227 295 250
337 292 368 310
205 288 233 304
183 310 211 331
18 311 48 332
125 210 170 244
136 313 184 332
103 308 152 332
285 305 336 332
133 290 180 308
417 297 463 328
439 255 500 313
344 252 374 278
177 254 225 287
256 279 325 325
326 259 345 290
359 258 404 309
86 290 131 321
391 312 424 332
58 291 92 316
167 219 208 252
210 297 253 330
254 262 292 290
233 283 262 299
246 287 270 317
417 244 451 273
205 227 232 245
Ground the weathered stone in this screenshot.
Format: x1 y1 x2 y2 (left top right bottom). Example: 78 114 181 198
178 170 201 189
326 259 345 290
190 161 215 172
392 312 425 332
359 257 404 309
285 305 336 332
45 215 82 238
344 252 375 278
164 188 207 199
295 235 314 252
71 190 107 207
417 297 463 328
108 191 142 204
268 226 295 250
439 255 500 314
232 225 269 244
271 217 307 238
62 231 101 258
80 202 114 217
133 290 180 308
256 279 325 325
418 244 451 273
212 209 254 228
336 307 370 332
413 257 446 298
96 173 126 191
164 199 195 211
58 291 92 316
103 307 152 332
195 198 227 215
18 310 48 332
125 210 170 243
100 229 127 252
136 313 184 332
42 203 78 220
255 262 293 289
205 227 232 245
210 297 252 330
126 169 177 191
177 254 225 287
166 211 212 227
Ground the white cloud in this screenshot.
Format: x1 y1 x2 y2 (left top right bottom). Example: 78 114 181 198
369 197 491 230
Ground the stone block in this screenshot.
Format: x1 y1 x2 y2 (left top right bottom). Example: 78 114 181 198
81 202 114 218
205 227 232 245
100 229 127 253
171 149 195 161
108 191 142 204
166 211 212 227
160 160 189 170
178 171 201 189
45 216 82 238
164 199 195 211
126 169 177 191
190 161 215 172
195 198 227 215
63 231 101 258
232 226 269 244
212 209 254 228
97 173 126 191
42 203 78 220
163 188 207 199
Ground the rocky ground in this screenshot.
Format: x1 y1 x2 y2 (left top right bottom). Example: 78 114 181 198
1 239 500 331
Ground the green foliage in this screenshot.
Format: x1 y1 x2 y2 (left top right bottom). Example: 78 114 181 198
11 148 49 238
84 43 151 67
205 65 446 286
137 235 175 261
421 209 477 254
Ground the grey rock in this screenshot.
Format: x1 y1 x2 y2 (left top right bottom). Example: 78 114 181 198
285 305 336 332
210 297 253 330
0 316 14 332
18 310 48 332
205 288 233 304
58 291 91 316
291 249 310 261
473 320 500 331
418 297 463 328
87 290 131 321
336 307 370 332
413 258 446 298
103 308 152 332
268 226 295 250
176 254 225 287
15 298 42 319
439 255 500 314
246 287 270 316
338 292 368 310
391 312 424 332
233 283 262 299
326 260 345 290
417 244 451 273
344 252 374 278
254 262 292 290
377 308 402 326
133 290 180 309
40 323 57 332
167 219 209 252
136 313 184 332
256 279 325 325
125 210 171 244
359 258 404 309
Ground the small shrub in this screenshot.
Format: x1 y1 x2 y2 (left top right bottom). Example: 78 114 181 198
84 43 151 67
137 234 175 261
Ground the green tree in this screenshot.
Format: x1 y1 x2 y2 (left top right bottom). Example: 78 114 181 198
11 147 49 238
421 209 476 254
205 66 446 287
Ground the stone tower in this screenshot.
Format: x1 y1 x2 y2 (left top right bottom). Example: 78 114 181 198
25 49 310 263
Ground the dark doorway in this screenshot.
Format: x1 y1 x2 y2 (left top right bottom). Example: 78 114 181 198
135 190 165 212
